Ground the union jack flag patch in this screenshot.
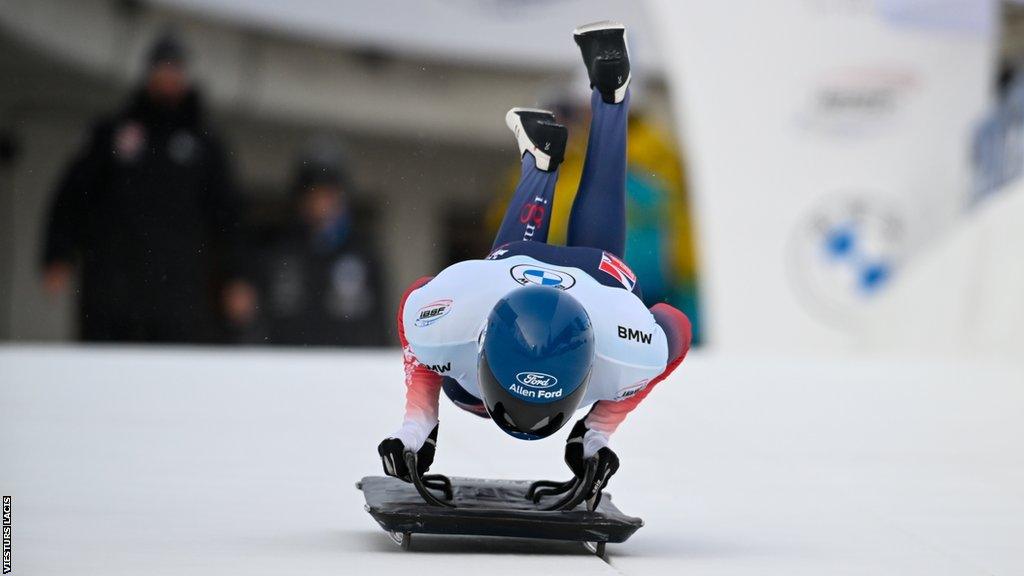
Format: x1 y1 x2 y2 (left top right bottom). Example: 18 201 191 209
598 252 637 291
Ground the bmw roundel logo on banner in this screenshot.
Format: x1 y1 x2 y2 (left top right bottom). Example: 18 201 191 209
509 264 576 290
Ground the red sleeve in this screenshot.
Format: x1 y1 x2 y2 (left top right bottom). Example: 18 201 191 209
585 303 692 435
392 276 444 450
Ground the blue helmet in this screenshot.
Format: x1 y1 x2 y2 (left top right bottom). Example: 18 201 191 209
478 286 595 440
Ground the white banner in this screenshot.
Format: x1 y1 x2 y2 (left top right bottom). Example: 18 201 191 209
151 0 663 69
647 0 996 354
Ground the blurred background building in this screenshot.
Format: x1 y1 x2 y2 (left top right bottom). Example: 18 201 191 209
0 0 691 346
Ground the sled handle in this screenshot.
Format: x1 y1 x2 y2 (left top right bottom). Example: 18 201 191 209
421 474 453 500
526 478 577 503
404 451 456 508
542 458 598 511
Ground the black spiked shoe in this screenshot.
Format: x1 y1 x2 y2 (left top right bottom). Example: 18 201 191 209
573 21 631 104
505 107 568 172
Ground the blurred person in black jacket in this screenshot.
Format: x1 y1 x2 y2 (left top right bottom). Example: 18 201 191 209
244 139 387 346
41 32 251 343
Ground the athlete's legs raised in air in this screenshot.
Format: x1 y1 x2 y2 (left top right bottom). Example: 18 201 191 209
491 109 568 251
567 22 631 258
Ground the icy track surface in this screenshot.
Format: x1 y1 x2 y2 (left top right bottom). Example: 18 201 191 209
1 346 1023 575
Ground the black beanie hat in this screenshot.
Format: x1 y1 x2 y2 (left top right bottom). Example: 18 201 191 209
147 31 188 68
293 137 353 196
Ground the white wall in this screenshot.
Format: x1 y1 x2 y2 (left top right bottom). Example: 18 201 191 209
648 0 998 357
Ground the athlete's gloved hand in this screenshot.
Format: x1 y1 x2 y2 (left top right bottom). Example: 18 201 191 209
378 423 438 481
564 419 619 506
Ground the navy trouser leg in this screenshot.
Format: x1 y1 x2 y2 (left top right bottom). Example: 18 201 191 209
567 88 629 257
491 152 558 251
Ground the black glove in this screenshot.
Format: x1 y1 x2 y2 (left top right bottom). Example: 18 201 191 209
378 423 438 481
564 419 619 505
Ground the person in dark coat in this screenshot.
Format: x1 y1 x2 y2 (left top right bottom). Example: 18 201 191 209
41 32 250 343
245 139 388 346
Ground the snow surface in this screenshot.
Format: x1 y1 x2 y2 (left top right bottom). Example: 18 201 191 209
1 346 1023 575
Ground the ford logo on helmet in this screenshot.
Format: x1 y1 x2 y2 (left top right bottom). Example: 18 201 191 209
515 372 558 389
